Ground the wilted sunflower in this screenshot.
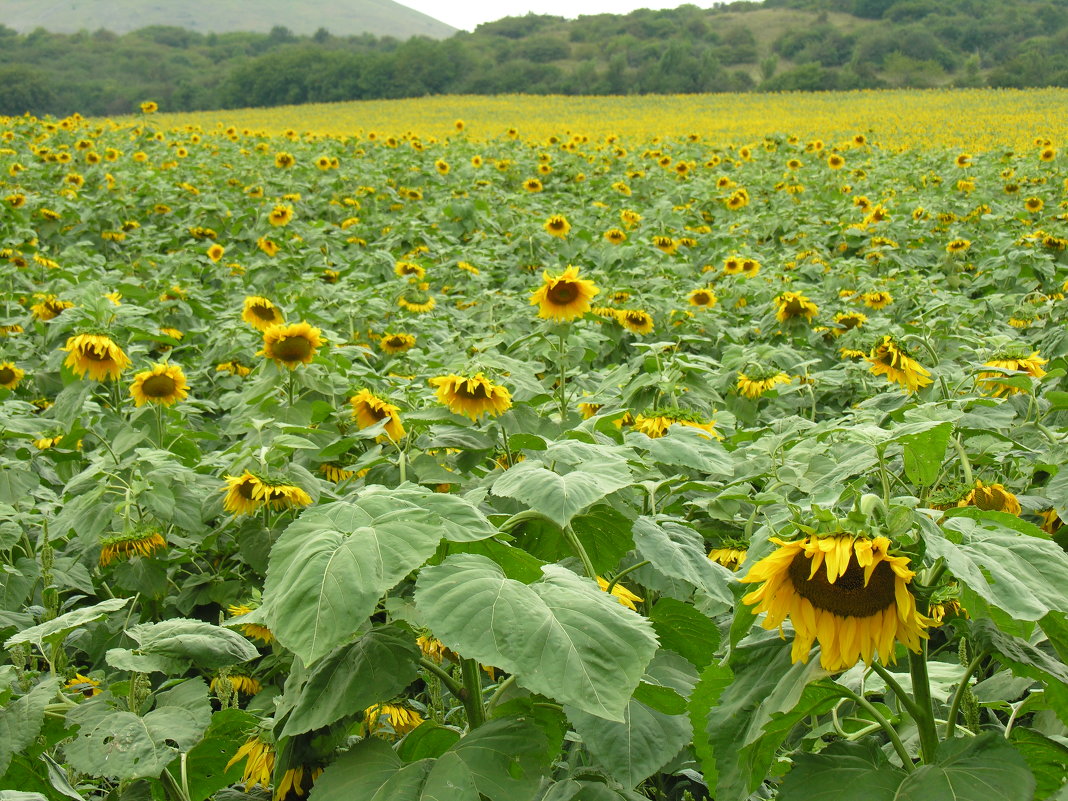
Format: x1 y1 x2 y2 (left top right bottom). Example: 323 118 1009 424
394 261 425 279
319 463 356 483
946 238 971 254
241 296 284 331
544 214 571 238
268 204 294 226
99 527 167 566
226 735 274 791
708 546 747 571
222 471 312 515
530 265 599 321
365 703 424 739
0 362 25 389
430 373 512 419
979 350 1047 397
228 604 274 644
832 311 868 334
737 369 791 399
620 309 654 334
867 336 932 393
774 291 818 323
62 333 132 381
397 289 435 313
211 674 261 696
958 480 1022 516
129 363 189 407
350 389 406 441
741 533 930 671
260 322 323 369
276 764 324 801
652 235 677 254
216 361 252 377
379 332 416 354
633 408 722 440
30 295 74 320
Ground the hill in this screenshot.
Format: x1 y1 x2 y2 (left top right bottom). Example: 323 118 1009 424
0 0 456 39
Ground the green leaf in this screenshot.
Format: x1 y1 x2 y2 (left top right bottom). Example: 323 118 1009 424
566 651 697 787
0 678 58 775
778 737 907 801
1009 729 1068 801
649 598 720 669
281 626 421 736
105 649 190 675
359 484 497 542
397 723 461 762
173 708 258 801
900 421 953 487
627 427 732 475
490 459 632 528
4 598 130 652
688 661 733 788
514 505 634 574
261 500 443 665
632 517 735 606
122 619 259 669
0 793 50 801
924 515 1068 620
415 554 658 722
896 733 1035 801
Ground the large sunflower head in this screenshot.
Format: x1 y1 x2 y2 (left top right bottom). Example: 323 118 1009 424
130 363 189 407
429 372 512 420
633 407 722 440
62 333 132 381
866 335 932 393
349 389 406 441
958 479 1022 516
978 348 1047 397
259 322 323 369
529 265 599 321
241 296 284 331
741 533 930 671
365 703 424 739
30 295 74 321
0 362 25 389
620 309 654 335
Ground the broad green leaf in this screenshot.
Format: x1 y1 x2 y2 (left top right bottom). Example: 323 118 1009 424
123 619 259 669
900 421 952 487
924 515 1068 620
4 598 129 652
170 708 257 801
1009 729 1068 801
490 459 632 528
513 504 634 574
539 780 645 801
0 678 58 775
359 484 497 542
105 649 190 675
632 516 735 605
649 598 720 668
688 661 733 788
415 554 657 721
566 651 698 787
895 733 1035 801
281 626 421 736
261 500 442 665
397 723 461 762
777 737 907 801
445 539 546 584
627 427 732 475
0 793 50 801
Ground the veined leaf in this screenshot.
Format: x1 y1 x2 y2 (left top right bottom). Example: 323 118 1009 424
778 737 907 801
895 733 1035 801
490 459 632 528
4 598 129 652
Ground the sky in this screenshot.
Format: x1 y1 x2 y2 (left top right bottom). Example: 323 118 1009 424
401 1 723 32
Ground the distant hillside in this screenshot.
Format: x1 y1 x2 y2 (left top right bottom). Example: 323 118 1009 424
0 0 456 39
2 0 1068 117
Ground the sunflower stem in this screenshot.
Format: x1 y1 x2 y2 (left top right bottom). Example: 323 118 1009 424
908 642 940 764
154 404 165 449
398 448 407 484
459 658 486 730
557 330 569 421
486 674 517 710
831 685 915 772
869 662 926 722
945 652 986 738
876 448 892 506
605 560 650 596
286 370 295 408
951 436 973 486
563 524 597 580
418 657 463 700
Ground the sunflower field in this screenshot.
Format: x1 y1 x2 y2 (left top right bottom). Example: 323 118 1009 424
1 90 1068 801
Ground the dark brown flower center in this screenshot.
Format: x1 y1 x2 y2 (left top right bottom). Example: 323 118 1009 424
549 219 565 230
693 292 710 305
547 282 579 304
273 335 312 361
82 347 112 362
141 374 177 397
626 312 647 325
0 368 14 384
457 382 490 400
788 549 897 619
251 303 277 321
237 479 257 500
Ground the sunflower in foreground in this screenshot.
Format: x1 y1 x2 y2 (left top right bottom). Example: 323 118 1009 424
978 350 1047 397
129 363 189 407
866 336 932 393
98 527 167 566
62 333 132 381
430 373 511 420
350 389 406 441
741 533 930 671
241 296 284 331
64 673 102 698
259 322 323 369
0 362 25 389
530 265 599 321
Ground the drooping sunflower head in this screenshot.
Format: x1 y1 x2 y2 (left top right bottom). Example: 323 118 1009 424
736 368 792 399
529 265 599 322
268 203 294 226
633 407 722 440
365 703 425 739
30 294 74 321
866 335 932 393
64 673 102 698
596 576 643 611
259 322 323 369
130 363 189 407
978 348 1047 397
99 526 167 566
241 296 284 331
397 289 435 314
379 332 416 354
62 333 132 381
860 291 892 310
832 311 868 334
394 261 425 279
227 603 274 644
0 362 25 389
349 389 406 441
429 372 512 420
958 480 1022 516
741 533 929 671
225 734 275 791
708 546 748 571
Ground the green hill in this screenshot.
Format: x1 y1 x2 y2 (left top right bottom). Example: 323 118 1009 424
0 0 456 39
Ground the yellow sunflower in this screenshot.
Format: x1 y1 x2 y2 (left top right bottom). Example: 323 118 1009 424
774 291 818 323
379 333 416 354
129 364 189 407
0 362 25 389
604 228 627 244
350 389 406 441
708 547 747 571
62 333 132 381
596 577 643 611
866 336 932 393
241 296 284 331
319 463 356 483
276 765 324 800
979 351 1047 397
228 604 274 644
226 735 274 791
64 673 102 698
633 409 722 440
860 291 893 310
430 373 512 420
544 214 571 238
832 311 867 334
268 204 294 226
688 288 718 308
216 361 252 377
98 528 167 566
620 309 654 334
530 265 599 321
260 322 323 369
394 261 425 279
30 295 74 320
957 480 1022 516
737 370 791 399
211 675 261 696
365 703 424 739
207 244 225 262
397 290 435 313
741 533 930 671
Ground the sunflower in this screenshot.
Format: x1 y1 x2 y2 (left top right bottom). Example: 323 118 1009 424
379 332 416 354
240 297 285 332
774 291 818 323
741 533 930 671
260 322 323 369
544 214 570 238
62 333 132 381
140 100 158 113
726 188 749 210
957 480 1022 516
98 528 167 566
206 244 225 262
709 546 747 571
258 236 280 256
1039 147 1057 162
275 152 295 168
430 373 512 420
737 370 791 399
1024 196 1044 213
955 153 972 168
350 389 406 441
227 735 274 791
394 261 425 279
365 703 424 739
596 577 643 611
129 364 189 407
268 204 294 226
946 238 971 254
417 635 456 664
434 159 450 175
523 178 543 192
0 362 25 389
604 228 627 244
833 311 867 334
64 673 102 698
866 336 932 393
652 235 677 254
620 309 654 334
979 351 1047 397
211 675 261 696
633 409 722 440
688 288 718 308
276 765 324 800
860 291 892 310
319 463 356 483
827 154 845 169
228 604 274 644
216 361 252 377
530 265 599 321
397 290 435 313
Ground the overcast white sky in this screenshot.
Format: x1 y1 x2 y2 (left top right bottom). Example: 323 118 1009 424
403 1 723 32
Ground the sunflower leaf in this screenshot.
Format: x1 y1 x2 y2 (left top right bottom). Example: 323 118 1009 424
490 459 632 529
895 733 1035 801
777 737 907 801
632 516 736 606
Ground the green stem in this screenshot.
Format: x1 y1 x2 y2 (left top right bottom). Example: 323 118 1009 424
486 674 517 710
876 448 892 505
460 658 486 729
497 509 543 533
398 448 407 484
418 657 463 699
563 525 597 580
869 662 925 722
557 330 569 421
908 643 940 764
286 369 295 408
605 561 650 596
951 436 973 486
159 763 191 801
945 652 986 738
830 685 915 772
